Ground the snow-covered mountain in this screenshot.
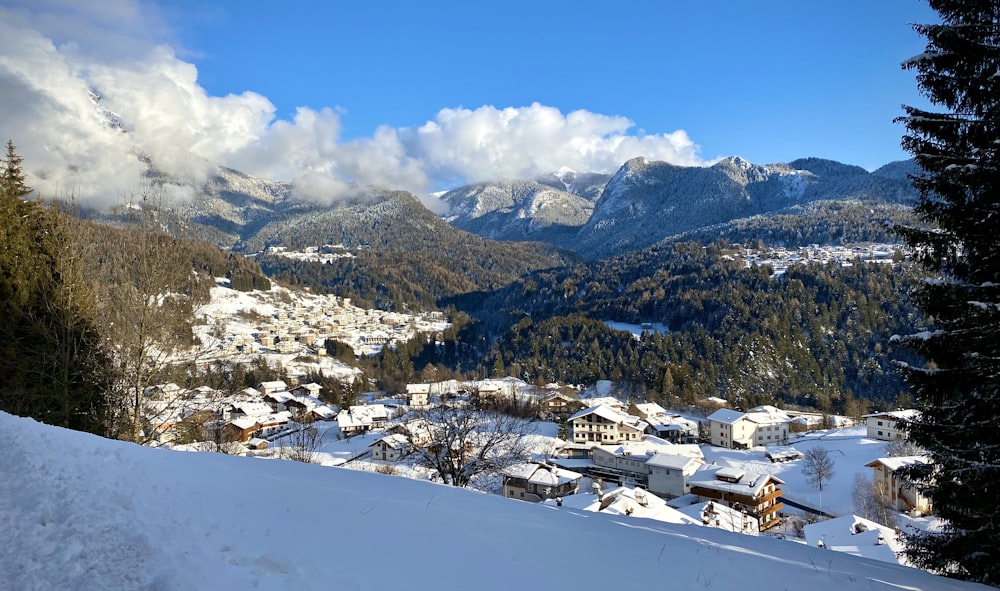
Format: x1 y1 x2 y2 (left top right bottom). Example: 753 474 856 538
571 156 919 259
2 412 988 591
535 167 612 201
440 180 595 243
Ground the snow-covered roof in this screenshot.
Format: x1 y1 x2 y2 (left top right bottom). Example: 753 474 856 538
645 453 703 471
862 409 919 421
307 406 337 420
744 405 791 425
294 382 323 393
633 402 667 417
228 416 259 430
674 501 759 535
349 404 388 422
406 383 431 395
548 486 701 525
264 391 293 403
865 455 931 472
568 404 628 423
337 411 365 429
231 401 273 418
370 433 410 450
803 515 903 565
688 465 784 498
528 465 582 488
585 396 624 408
707 408 745 424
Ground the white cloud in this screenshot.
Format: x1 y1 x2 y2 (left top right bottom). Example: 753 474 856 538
0 2 704 210
402 104 702 186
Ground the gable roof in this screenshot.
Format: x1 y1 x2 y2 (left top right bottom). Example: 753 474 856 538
688 465 784 498
707 408 746 424
568 404 628 423
633 402 667 417
862 409 919 421
258 380 288 392
550 486 701 525
864 456 931 472
370 433 410 450
645 453 704 471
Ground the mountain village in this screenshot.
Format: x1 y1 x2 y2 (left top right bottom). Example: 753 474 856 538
129 280 933 570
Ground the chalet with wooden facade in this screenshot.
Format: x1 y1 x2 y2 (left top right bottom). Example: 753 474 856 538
687 466 784 531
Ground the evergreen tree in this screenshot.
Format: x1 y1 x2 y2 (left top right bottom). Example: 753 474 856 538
0 144 110 434
1 139 32 199
894 3 1000 585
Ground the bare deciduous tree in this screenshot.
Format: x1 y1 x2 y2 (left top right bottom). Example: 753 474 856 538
852 473 897 528
884 438 923 458
802 447 835 492
80 188 208 442
402 405 533 487
278 419 321 463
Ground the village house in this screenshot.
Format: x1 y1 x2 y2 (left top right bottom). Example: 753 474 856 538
336 411 367 438
263 390 293 413
539 392 586 419
569 405 646 445
589 440 704 498
336 404 391 437
222 400 273 422
239 387 261 399
304 405 337 422
864 456 933 515
503 462 583 502
630 402 669 421
257 381 289 396
291 382 323 399
369 434 413 461
707 408 755 449
745 405 791 446
687 466 784 531
404 383 431 409
644 415 700 444
225 416 261 443
707 406 790 449
646 453 707 499
863 410 918 441
388 418 435 446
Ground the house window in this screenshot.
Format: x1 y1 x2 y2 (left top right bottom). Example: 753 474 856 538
877 420 883 426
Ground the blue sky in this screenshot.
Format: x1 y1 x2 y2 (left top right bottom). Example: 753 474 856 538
0 0 937 205
164 1 936 167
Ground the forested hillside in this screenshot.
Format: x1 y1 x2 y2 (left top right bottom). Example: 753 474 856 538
254 190 578 310
442 241 923 411
0 146 273 439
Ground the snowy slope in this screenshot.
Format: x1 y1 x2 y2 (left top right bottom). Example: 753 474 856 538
1 413 988 591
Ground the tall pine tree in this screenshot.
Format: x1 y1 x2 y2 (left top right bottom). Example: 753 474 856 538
894 3 1000 585
0 142 111 435
1 139 32 200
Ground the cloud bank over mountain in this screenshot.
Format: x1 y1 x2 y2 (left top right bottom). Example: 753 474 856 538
0 1 703 208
